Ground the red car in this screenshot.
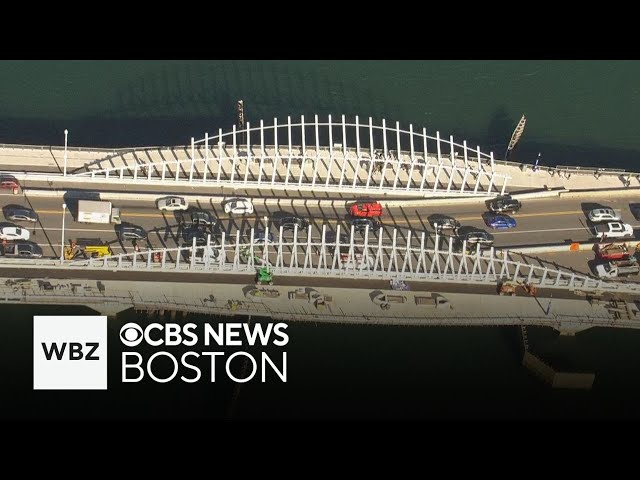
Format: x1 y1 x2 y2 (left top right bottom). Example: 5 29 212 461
0 176 19 190
349 201 383 218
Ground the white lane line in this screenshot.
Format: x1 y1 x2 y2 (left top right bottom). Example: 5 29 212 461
40 227 115 233
492 226 640 235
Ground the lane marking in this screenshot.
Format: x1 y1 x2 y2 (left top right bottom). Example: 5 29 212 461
456 210 584 221
42 227 115 233
493 225 640 235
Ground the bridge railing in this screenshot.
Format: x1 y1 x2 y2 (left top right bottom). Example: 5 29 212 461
68 115 510 197
3 224 636 294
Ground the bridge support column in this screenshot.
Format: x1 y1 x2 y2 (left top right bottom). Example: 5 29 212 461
204 132 209 182
555 324 593 336
420 128 429 192
500 176 508 196
366 117 375 189
217 128 223 183
312 115 321 187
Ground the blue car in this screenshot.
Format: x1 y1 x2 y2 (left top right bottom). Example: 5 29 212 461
484 213 517 230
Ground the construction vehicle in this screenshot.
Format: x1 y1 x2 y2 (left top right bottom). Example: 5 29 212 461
349 201 383 218
77 200 121 224
64 239 113 260
256 266 273 286
498 280 538 296
595 242 630 261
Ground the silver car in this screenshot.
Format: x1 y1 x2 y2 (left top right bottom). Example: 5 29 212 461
587 208 621 223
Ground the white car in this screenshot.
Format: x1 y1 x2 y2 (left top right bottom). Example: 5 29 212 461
593 222 634 239
224 198 254 215
588 208 621 222
0 226 30 241
157 196 189 212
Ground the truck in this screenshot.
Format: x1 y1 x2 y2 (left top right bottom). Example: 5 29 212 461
595 258 640 278
593 222 634 240
77 200 121 224
595 242 631 261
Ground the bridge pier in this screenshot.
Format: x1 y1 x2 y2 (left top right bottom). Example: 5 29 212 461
555 324 593 336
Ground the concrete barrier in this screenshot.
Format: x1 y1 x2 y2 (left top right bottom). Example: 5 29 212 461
22 188 496 209
508 241 640 255
559 188 640 199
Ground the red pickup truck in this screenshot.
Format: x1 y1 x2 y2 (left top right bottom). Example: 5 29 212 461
595 242 631 261
349 201 383 218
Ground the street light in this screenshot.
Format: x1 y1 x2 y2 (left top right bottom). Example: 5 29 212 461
60 203 67 263
63 129 68 176
263 216 269 268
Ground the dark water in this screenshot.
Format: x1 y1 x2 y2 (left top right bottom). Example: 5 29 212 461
2 60 640 419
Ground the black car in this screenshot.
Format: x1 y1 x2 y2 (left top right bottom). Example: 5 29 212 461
183 208 217 228
457 227 495 244
489 195 522 214
3 206 38 223
428 214 460 232
278 216 309 231
182 225 210 246
116 223 148 241
325 232 349 244
347 217 382 233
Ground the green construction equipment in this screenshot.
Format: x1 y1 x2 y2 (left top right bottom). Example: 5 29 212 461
256 266 273 286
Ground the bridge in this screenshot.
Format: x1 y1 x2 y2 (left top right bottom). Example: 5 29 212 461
3 114 640 332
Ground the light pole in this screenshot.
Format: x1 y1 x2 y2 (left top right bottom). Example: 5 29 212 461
60 203 67 264
63 129 68 176
263 216 269 268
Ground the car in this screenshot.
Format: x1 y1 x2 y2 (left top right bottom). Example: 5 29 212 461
489 195 522 214
0 226 30 241
252 229 275 244
325 232 350 244
278 216 309 231
593 222 634 240
157 196 189 212
587 208 621 223
0 176 19 190
457 228 495 244
182 225 210 246
483 213 517 230
116 223 147 242
429 214 461 232
183 208 217 227
3 206 38 223
348 201 383 218
224 198 254 215
347 217 382 233
0 242 43 258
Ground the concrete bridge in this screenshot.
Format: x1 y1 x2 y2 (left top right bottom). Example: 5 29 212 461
2 114 640 329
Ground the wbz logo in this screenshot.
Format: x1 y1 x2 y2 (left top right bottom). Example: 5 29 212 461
33 316 107 390
41 342 100 361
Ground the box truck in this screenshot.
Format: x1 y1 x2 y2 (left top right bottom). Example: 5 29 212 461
77 200 121 224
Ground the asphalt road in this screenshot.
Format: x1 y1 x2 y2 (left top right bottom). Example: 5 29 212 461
2 190 640 278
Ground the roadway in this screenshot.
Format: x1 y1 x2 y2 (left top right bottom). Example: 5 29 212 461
3 189 640 278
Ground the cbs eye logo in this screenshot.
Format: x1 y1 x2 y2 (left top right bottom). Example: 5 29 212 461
120 323 144 347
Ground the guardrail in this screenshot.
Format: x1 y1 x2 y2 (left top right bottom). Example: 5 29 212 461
2 223 639 294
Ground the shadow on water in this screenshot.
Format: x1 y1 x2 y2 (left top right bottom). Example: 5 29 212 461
486 106 513 154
